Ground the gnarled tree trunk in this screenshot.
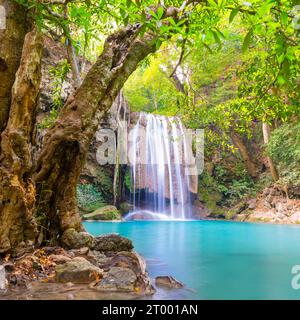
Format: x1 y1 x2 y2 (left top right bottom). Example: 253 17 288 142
262 122 279 181
0 28 43 252
33 25 157 243
0 0 27 134
230 130 260 178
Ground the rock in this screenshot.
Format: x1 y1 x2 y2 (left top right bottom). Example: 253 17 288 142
88 251 111 266
92 234 133 252
83 205 121 221
155 276 184 289
275 202 286 213
96 267 137 292
264 200 272 209
192 200 210 219
3 262 14 272
55 257 103 284
70 247 90 256
247 199 257 210
61 228 94 249
49 254 72 264
0 265 7 290
119 202 134 215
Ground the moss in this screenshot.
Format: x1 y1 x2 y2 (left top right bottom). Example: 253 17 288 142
83 205 121 221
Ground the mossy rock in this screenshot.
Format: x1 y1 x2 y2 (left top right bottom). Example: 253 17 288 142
82 205 121 221
119 202 134 215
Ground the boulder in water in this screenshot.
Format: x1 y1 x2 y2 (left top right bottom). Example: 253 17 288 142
82 205 121 221
155 276 184 289
119 202 134 215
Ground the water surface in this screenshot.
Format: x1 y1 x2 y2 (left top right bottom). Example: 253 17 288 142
84 220 300 299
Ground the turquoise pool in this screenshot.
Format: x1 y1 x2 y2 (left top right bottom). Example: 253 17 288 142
84 220 300 299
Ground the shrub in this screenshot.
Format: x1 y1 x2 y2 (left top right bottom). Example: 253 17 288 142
77 183 106 213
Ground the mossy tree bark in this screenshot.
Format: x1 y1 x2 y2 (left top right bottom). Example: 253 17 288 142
230 130 260 179
0 0 27 135
262 122 279 181
33 25 157 243
0 28 43 252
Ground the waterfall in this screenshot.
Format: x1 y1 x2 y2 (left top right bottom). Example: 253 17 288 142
127 112 197 220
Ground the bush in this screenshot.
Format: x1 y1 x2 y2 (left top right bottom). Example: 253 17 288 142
77 183 106 213
268 121 300 185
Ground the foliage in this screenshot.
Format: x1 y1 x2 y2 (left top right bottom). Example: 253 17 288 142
124 168 133 192
77 183 106 213
268 120 300 185
39 59 70 129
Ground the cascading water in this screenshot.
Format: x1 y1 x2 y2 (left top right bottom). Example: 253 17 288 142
126 112 197 220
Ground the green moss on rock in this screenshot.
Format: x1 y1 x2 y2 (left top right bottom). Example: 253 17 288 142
83 205 121 221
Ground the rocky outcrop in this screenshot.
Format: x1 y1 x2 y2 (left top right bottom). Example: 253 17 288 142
1 240 154 298
96 267 137 292
228 186 300 224
55 257 103 284
82 206 121 221
94 251 154 294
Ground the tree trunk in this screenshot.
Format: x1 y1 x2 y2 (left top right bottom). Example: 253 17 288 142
262 122 279 181
0 0 27 134
66 39 81 88
0 28 43 252
33 25 157 243
230 130 260 178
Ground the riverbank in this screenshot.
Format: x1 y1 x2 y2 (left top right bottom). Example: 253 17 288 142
0 233 154 300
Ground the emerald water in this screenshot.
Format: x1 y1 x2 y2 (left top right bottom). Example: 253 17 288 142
84 220 300 300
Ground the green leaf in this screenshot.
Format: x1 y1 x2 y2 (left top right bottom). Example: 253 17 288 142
242 29 253 53
229 8 239 23
277 74 286 85
203 42 213 53
212 30 221 47
207 0 218 7
157 7 164 20
280 12 288 26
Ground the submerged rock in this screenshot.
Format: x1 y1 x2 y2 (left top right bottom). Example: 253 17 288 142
155 276 184 289
92 234 133 252
55 257 103 284
82 205 121 221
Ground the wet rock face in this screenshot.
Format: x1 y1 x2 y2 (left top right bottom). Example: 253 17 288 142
94 251 154 295
155 276 184 289
96 267 137 292
92 234 133 252
55 257 103 284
